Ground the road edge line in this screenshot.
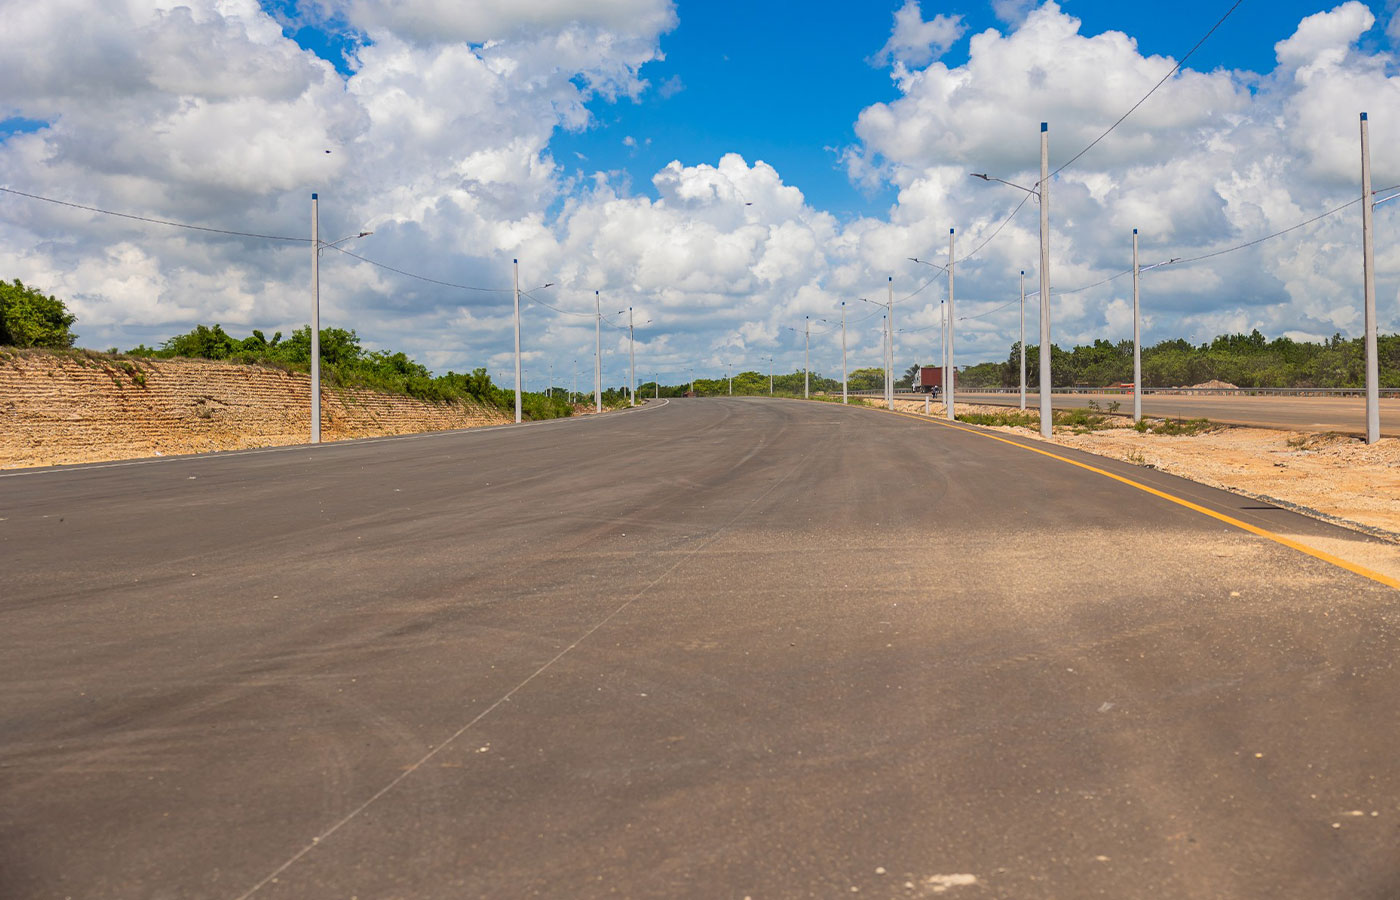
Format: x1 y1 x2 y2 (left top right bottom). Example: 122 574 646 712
863 404 1399 591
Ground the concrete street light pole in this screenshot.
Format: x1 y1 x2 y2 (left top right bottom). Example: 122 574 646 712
804 316 811 399
841 301 848 405
594 291 602 413
886 276 895 410
628 307 636 407
1039 122 1052 439
310 193 321 444
1133 229 1142 423
947 227 955 420
1019 270 1026 411
1361 112 1380 445
513 259 522 424
883 315 889 402
940 299 946 395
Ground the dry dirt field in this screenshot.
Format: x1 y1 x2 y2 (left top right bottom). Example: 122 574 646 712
864 396 1400 582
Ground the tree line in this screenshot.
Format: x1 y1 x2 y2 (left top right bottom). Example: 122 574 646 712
953 331 1400 389
126 323 579 419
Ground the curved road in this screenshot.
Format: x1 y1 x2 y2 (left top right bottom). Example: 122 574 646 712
2 398 1397 899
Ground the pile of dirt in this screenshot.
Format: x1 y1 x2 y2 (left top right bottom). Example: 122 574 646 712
1189 379 1240 390
0 349 512 469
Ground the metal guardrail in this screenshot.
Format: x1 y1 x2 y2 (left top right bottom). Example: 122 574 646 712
845 387 1400 398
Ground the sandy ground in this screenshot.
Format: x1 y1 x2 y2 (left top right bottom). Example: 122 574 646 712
862 396 1400 582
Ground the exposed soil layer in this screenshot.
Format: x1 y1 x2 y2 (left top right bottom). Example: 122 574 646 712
0 350 511 469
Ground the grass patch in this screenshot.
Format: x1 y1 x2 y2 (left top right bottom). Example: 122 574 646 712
1285 430 1348 450
1135 417 1217 436
958 410 1039 428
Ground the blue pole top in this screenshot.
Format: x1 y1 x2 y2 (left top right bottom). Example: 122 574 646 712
950 227 955 234
311 192 318 199
1133 228 1138 234
513 258 518 264
1021 269 1025 275
888 275 892 282
1361 112 1368 121
1041 122 1048 132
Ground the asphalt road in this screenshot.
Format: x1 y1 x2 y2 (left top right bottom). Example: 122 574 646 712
954 391 1400 436
3 398 1398 899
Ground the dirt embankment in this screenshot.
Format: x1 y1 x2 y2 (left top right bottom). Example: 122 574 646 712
0 350 512 469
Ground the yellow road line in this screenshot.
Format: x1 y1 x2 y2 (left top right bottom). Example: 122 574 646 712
865 404 1400 591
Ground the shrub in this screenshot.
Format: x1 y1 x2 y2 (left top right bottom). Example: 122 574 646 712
0 279 77 348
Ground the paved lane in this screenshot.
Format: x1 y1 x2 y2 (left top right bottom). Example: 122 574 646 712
955 391 1400 436
2 398 1397 899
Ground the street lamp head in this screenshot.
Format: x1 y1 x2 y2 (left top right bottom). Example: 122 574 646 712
357 231 372 238
970 173 990 181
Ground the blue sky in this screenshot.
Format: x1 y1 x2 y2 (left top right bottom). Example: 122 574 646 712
263 0 1399 221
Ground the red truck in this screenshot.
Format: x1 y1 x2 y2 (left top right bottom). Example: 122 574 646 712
913 366 955 394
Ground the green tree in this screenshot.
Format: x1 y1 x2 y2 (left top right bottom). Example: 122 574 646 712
847 367 884 391
0 279 77 348
161 323 240 359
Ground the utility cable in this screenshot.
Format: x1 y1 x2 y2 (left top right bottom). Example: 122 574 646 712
0 185 311 242
944 0 1244 265
324 244 513 293
1051 0 1246 178
957 190 1035 265
520 290 594 318
1048 183 1400 296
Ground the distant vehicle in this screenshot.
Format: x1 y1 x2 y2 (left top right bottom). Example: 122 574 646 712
912 366 955 394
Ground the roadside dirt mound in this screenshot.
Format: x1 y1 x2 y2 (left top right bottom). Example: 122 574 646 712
0 349 511 469
1189 379 1240 389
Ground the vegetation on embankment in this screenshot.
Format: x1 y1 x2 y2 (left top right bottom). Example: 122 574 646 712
126 323 574 419
0 280 574 420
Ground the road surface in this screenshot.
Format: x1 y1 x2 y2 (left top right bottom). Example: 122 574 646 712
3 398 1397 899
953 391 1400 436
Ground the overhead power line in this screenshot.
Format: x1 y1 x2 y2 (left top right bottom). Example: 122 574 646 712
0 185 311 242
958 191 1035 266
2 185 528 295
520 290 594 318
1052 0 1246 178
986 184 1400 304
322 245 513 293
